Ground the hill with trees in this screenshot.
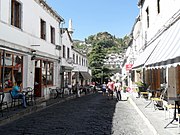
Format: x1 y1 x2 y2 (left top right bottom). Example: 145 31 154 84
73 32 131 83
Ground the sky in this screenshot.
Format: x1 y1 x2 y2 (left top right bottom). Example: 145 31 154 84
45 0 139 41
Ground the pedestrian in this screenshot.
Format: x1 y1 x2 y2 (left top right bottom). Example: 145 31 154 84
11 81 27 108
102 82 107 96
115 80 122 101
107 79 115 99
74 82 80 97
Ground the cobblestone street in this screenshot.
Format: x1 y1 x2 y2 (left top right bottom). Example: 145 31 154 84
0 93 153 135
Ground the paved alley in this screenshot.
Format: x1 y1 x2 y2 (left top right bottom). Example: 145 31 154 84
0 93 153 135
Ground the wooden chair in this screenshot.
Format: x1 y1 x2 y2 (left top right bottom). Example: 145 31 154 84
0 92 9 116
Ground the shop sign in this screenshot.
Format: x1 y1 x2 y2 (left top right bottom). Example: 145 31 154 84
126 64 133 71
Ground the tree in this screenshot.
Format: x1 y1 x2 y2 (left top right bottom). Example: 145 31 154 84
74 31 131 83
88 41 107 82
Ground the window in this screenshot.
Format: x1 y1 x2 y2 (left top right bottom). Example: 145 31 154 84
11 0 22 28
63 45 65 58
82 58 84 66
0 51 23 90
146 7 149 28
79 56 81 65
40 19 46 40
157 0 160 14
50 26 55 44
67 47 70 58
42 61 53 85
76 55 78 64
73 54 75 64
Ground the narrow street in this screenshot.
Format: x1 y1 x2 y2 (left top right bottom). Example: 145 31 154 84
0 93 153 135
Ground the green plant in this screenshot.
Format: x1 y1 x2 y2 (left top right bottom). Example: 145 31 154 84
135 81 147 92
135 81 144 87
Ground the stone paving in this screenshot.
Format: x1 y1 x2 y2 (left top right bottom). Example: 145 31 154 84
0 93 153 135
0 91 180 135
129 92 180 135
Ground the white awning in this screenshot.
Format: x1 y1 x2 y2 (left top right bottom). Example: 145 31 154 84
145 19 180 68
132 39 160 69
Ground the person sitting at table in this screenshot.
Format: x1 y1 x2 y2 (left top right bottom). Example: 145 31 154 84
12 81 27 108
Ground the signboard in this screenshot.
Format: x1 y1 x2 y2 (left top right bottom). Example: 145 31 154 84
126 64 133 71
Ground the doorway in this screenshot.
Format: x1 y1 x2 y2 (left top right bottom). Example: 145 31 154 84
34 67 42 97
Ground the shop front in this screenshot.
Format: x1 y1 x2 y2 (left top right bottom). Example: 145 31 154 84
0 50 23 92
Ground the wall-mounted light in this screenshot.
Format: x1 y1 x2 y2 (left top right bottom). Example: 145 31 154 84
58 57 61 63
31 49 36 60
56 45 61 50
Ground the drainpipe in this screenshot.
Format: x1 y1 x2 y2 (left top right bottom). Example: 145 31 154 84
2 50 5 91
59 21 65 89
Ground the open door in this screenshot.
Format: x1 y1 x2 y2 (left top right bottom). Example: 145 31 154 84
34 67 42 97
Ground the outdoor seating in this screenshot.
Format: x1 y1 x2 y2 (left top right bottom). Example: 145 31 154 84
145 88 167 110
164 97 180 128
164 103 176 120
64 87 69 95
140 85 151 99
22 87 35 105
56 87 64 98
9 90 22 109
49 87 64 99
49 88 57 99
0 92 9 117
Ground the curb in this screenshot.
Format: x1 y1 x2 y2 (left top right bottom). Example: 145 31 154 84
128 97 159 135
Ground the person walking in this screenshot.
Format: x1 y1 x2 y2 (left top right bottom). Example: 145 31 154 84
107 79 115 99
102 82 107 96
115 80 122 101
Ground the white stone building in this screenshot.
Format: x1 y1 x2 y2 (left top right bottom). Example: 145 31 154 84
131 0 180 99
0 0 91 101
0 0 64 99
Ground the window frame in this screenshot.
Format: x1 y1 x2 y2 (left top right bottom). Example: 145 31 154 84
146 7 150 28
50 26 55 44
157 0 160 14
67 47 70 59
42 60 54 86
11 0 22 29
0 51 23 91
63 45 66 58
40 19 46 40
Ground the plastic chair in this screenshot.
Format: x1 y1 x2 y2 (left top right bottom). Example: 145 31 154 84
0 92 9 116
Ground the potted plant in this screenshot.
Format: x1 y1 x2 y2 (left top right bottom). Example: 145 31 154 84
135 81 147 97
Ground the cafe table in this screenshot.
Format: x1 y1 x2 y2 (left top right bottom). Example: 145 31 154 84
22 87 34 105
164 97 180 128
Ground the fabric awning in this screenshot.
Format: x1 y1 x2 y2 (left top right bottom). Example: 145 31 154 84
145 19 180 68
72 72 92 80
132 39 160 69
80 72 92 80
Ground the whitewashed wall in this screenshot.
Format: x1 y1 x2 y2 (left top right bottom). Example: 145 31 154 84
0 0 61 57
72 49 88 72
0 0 63 94
140 0 180 42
